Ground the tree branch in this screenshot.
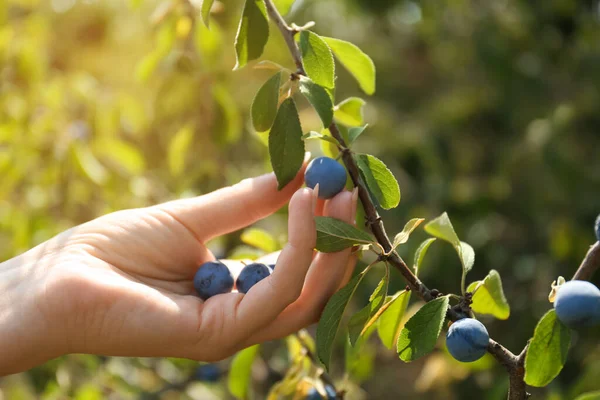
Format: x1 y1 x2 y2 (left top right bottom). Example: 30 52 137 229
263 1 528 398
572 241 600 281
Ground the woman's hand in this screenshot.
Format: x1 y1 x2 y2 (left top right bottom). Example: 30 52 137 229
0 167 358 375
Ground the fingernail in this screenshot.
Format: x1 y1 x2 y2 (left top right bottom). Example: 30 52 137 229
312 184 320 213
304 151 312 163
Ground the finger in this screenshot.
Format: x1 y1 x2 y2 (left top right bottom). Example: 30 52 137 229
230 188 316 341
157 155 310 242
241 189 358 344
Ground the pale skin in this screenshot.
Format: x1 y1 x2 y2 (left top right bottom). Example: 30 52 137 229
0 163 358 376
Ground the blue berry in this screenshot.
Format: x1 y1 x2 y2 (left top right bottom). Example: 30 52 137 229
193 261 234 300
595 214 600 242
324 385 337 399
304 157 347 199
236 263 273 294
554 280 600 329
446 318 489 362
306 387 323 400
194 364 221 382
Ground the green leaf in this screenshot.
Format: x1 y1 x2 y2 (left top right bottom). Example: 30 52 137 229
392 218 425 249
377 291 411 349
234 0 269 70
251 72 281 132
268 97 305 190
347 124 368 145
96 138 146 176
302 131 339 145
317 273 365 370
241 228 279 253
299 31 335 89
397 296 450 362
322 37 376 95
348 270 389 346
355 154 401 210
273 0 295 15
414 238 436 276
424 212 460 247
71 145 108 185
467 270 510 320
575 392 600 400
334 97 365 127
168 125 194 177
524 310 571 387
458 241 475 275
200 0 214 27
298 76 333 127
315 216 374 253
228 345 260 399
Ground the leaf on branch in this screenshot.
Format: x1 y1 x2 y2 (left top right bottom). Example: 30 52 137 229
397 296 449 362
334 97 365 127
200 0 214 27
524 310 571 387
413 238 436 276
302 131 339 145
322 36 376 95
317 272 367 370
377 290 411 349
574 391 600 400
298 76 333 127
251 72 281 132
315 216 375 252
392 218 425 250
466 270 510 320
273 0 296 15
348 124 368 145
269 98 305 189
234 0 269 70
299 31 335 89
228 345 260 399
348 268 389 346
355 153 401 210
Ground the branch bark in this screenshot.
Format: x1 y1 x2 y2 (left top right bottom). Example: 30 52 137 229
263 1 528 398
572 241 600 281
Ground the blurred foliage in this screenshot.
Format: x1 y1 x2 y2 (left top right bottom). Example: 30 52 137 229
1 0 600 398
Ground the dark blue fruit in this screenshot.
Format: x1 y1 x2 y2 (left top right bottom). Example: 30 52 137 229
446 318 489 363
306 387 323 400
236 263 273 294
193 261 234 300
324 385 337 399
554 280 600 329
595 214 600 242
304 157 347 199
194 364 221 382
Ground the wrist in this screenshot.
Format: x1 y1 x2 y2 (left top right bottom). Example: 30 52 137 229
0 250 69 375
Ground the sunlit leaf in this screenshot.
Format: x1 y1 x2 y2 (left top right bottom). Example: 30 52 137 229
467 270 510 320
322 37 376 95
234 0 269 70
251 72 281 132
200 0 214 27
228 345 260 399
299 31 335 89
273 0 295 15
355 153 400 210
269 97 305 189
298 76 333 127
392 218 425 249
377 291 411 349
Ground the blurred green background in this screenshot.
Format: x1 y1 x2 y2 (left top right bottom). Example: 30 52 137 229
1 0 600 398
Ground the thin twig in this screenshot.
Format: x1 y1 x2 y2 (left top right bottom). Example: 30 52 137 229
572 241 600 281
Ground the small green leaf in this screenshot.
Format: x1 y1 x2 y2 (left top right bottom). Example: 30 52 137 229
392 218 425 249
334 97 365 127
467 270 510 320
347 305 371 347
524 310 571 387
228 345 260 399
317 273 365 370
298 76 333 127
315 216 374 252
299 31 335 89
168 125 194 177
377 291 411 350
273 0 295 15
269 98 305 190
302 131 339 145
397 296 450 362
241 228 279 253
458 241 475 274
234 0 269 70
575 392 600 400
347 124 368 145
254 60 287 71
355 154 401 210
251 72 281 132
322 37 376 95
424 212 460 247
348 270 389 346
200 0 214 27
413 238 436 276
